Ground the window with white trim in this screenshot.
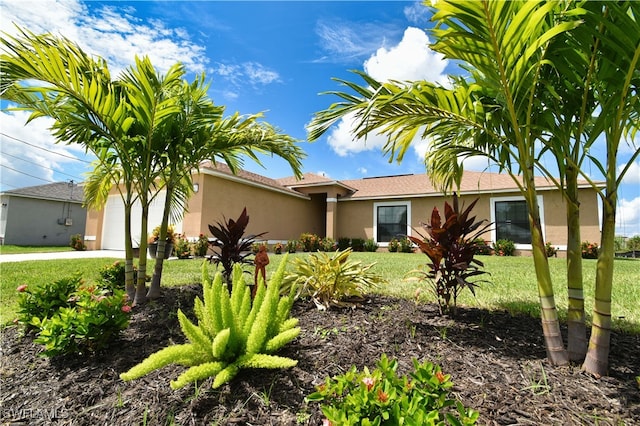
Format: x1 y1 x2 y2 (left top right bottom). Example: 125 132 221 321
374 201 411 244
490 195 544 248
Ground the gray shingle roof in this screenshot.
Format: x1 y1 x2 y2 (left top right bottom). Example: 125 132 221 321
1 182 84 203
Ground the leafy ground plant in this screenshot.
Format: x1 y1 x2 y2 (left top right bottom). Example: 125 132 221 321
120 257 300 389
408 195 491 315
17 273 131 356
493 239 515 256
306 353 478 425
283 248 386 310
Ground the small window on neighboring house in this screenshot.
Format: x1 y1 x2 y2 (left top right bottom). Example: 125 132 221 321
374 202 410 243
490 196 544 247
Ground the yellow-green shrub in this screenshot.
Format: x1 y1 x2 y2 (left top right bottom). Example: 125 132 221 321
120 256 300 389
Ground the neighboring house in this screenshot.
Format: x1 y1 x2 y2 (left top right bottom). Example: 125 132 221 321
84 162 601 255
0 181 87 246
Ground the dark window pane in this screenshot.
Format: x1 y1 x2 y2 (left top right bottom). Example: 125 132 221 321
495 200 531 244
377 205 407 242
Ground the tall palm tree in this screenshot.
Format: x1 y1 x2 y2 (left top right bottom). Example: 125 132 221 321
114 56 185 304
308 0 639 374
308 0 584 366
1 27 144 300
1 27 306 306
145 75 305 299
576 1 640 376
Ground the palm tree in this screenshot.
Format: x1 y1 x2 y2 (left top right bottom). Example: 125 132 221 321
145 75 304 299
576 1 640 376
308 0 585 366
1 27 306 306
308 0 639 374
1 27 145 301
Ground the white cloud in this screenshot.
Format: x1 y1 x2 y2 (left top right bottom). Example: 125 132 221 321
314 19 400 63
617 196 640 237
618 160 640 184
325 28 448 157
1 0 208 75
326 112 389 157
404 2 432 25
364 27 448 85
0 110 90 190
357 167 368 175
0 0 225 191
212 62 281 90
243 63 281 85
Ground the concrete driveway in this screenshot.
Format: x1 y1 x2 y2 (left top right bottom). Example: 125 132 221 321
0 250 127 263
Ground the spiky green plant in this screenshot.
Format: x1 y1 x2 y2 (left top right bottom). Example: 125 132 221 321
120 256 300 389
282 248 386 310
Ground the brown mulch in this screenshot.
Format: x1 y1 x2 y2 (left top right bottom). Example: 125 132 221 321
1 285 639 425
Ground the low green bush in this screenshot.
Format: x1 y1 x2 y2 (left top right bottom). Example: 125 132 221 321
69 234 86 251
285 240 299 253
388 238 400 253
472 238 493 255
320 237 337 252
17 273 131 357
98 261 146 293
398 237 414 253
363 238 379 252
120 258 300 390
351 238 366 252
581 241 599 259
306 353 478 425
174 234 192 259
337 237 351 251
16 275 80 332
193 233 210 257
282 248 386 310
493 239 516 256
300 233 321 252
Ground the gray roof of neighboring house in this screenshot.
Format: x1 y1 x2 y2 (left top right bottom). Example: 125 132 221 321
1 182 84 203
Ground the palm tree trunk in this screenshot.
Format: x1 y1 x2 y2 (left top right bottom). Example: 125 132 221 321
147 186 174 299
123 201 136 302
565 167 587 362
134 203 150 305
583 189 616 376
526 186 568 366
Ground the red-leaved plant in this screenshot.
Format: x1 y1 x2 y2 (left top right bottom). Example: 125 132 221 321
208 207 266 290
408 194 491 315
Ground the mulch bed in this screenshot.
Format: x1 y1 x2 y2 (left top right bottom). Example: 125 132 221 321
1 285 639 425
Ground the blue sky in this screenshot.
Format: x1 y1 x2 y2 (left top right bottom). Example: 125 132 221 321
1 1 639 236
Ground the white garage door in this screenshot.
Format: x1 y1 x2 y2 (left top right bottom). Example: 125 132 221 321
101 191 182 250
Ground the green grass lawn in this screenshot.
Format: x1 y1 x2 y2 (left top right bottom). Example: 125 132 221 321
2 251 638 333
0 245 73 254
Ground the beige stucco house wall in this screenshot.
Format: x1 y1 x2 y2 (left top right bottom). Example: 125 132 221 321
84 162 602 256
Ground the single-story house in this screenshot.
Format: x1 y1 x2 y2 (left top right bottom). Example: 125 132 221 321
0 181 87 246
84 161 601 256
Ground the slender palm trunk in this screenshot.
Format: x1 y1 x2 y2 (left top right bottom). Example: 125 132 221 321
525 184 568 366
565 167 587 362
123 199 136 302
147 185 174 299
583 188 616 376
134 203 150 305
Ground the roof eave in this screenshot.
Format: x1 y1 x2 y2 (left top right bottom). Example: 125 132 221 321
203 168 310 200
